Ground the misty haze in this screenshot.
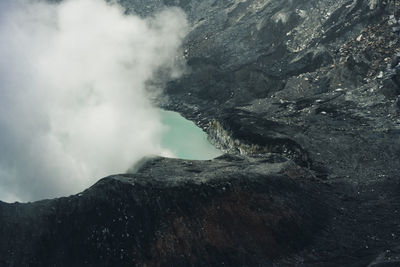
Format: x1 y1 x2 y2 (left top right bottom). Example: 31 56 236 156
0 0 219 202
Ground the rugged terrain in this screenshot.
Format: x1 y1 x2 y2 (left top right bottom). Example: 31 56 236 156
1 0 400 266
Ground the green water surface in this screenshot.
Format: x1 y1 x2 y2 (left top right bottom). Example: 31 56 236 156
160 110 222 160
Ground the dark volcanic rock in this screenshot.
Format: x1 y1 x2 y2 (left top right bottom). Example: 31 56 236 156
143 0 400 265
0 155 326 266
3 0 400 266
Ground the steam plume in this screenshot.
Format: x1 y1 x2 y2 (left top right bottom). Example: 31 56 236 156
0 0 188 202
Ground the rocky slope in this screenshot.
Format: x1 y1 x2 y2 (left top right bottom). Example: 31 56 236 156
0 155 327 266
1 0 400 266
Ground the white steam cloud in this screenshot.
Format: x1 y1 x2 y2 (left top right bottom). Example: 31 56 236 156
0 0 188 202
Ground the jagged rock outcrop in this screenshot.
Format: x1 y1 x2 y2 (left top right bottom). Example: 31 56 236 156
2 0 400 266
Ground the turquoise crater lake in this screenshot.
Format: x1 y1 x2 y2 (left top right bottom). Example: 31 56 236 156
160 110 222 160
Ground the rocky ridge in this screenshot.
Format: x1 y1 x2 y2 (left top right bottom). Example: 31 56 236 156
0 155 327 266
1 0 400 266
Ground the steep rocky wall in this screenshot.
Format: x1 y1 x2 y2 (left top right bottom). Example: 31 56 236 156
159 0 400 184
2 0 400 266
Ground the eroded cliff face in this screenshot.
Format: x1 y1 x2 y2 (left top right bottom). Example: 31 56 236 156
1 0 400 266
162 0 400 183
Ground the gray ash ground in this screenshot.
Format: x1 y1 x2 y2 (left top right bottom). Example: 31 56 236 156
2 0 400 266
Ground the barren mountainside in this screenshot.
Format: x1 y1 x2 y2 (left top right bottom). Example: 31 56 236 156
1 0 400 266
